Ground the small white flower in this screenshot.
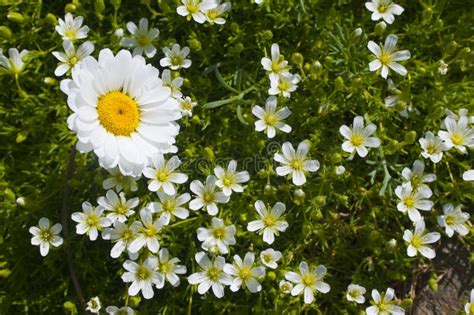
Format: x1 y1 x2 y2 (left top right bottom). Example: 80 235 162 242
419 132 448 163
177 0 217 24
368 34 410 79
366 288 405 315
0 48 28 75
103 167 139 192
340 116 381 158
285 262 331 304
114 28 124 38
437 203 470 237
274 141 320 186
247 200 288 244
148 192 190 225
260 248 282 269
464 170 474 181
188 252 233 298
52 40 94 76
128 208 166 253
120 18 159 58
189 176 230 215
143 154 188 195
214 160 250 196
102 221 141 259
224 252 266 293
197 217 236 254
162 69 184 99
203 1 231 25
395 183 433 222
29 217 63 256
252 96 292 138
156 248 187 288
279 280 293 294
438 116 474 154
261 43 290 81
335 165 346 175
438 60 448 75
97 190 139 223
71 202 111 241
86 297 101 314
346 284 366 304
403 220 440 259
178 97 197 117
401 159 436 191
105 306 134 315
16 197 25 206
465 289 474 314
365 0 404 24
55 13 89 41
160 44 192 70
268 73 301 98
121 256 162 299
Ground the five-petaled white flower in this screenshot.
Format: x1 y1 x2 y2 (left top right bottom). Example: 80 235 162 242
346 284 366 304
223 252 266 293
71 202 111 241
178 97 197 117
366 288 405 315
274 141 320 186
247 200 288 244
260 248 282 269
197 217 236 254
120 18 160 58
419 132 448 163
365 0 404 24
214 160 250 196
121 256 162 299
160 44 192 70
143 154 188 195
368 34 410 79
438 116 474 154
102 221 141 259
156 248 187 288
279 280 294 294
403 219 440 259
102 167 139 192
269 73 301 98
285 262 331 304
129 208 166 253
55 13 89 41
437 203 470 237
177 0 217 24
52 40 94 76
162 69 184 99
86 296 101 314
189 176 230 215
395 183 433 222
188 252 233 298
98 190 139 223
465 289 474 315
0 48 28 75
148 192 190 225
401 159 436 191
252 96 292 138
29 217 63 257
105 306 134 315
203 1 231 25
340 116 381 158
261 43 290 81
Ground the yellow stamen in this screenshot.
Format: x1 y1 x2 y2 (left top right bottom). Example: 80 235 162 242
97 91 140 136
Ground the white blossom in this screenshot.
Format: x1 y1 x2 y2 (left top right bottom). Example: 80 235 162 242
143 154 188 195
177 0 217 24
252 96 292 138
128 209 166 253
120 18 159 58
52 40 94 76
197 217 236 254
102 221 141 259
71 202 111 241
121 256 162 299
223 252 266 293
368 34 410 79
437 203 470 237
188 252 233 298
102 167 139 192
214 160 250 196
97 190 139 223
148 192 190 225
403 220 440 259
419 132 448 163
365 0 404 24
55 13 89 41
438 116 474 154
268 73 301 98
260 248 282 269
261 43 290 81
0 48 28 75
274 141 320 186
395 183 433 222
156 248 187 288
29 217 63 256
189 176 230 215
247 200 288 244
340 116 381 158
366 288 405 315
401 159 436 191
160 44 192 70
346 284 366 304
86 297 101 314
285 262 330 304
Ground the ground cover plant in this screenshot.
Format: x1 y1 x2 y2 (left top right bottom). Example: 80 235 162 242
0 0 473 314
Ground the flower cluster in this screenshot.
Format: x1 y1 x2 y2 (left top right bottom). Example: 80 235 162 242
177 0 231 25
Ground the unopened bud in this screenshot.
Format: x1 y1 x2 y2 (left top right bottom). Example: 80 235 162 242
375 22 386 36
291 52 304 65
44 13 57 26
0 26 12 39
7 12 26 23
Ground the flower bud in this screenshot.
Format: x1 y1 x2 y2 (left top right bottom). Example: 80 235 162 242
114 28 124 38
375 22 386 36
65 4 77 13
334 76 345 91
230 22 239 33
422 7 433 24
294 189 305 199
403 131 417 144
267 271 276 280
261 30 273 41
335 165 345 175
128 296 141 308
188 39 201 52
310 61 322 76
456 47 471 60
446 41 458 56
44 13 57 25
291 52 304 65
94 0 106 15
4 188 15 202
7 12 26 23
16 197 25 206
0 26 12 39
203 147 215 161
354 27 363 37
387 238 397 248
110 0 121 9
63 301 77 313
43 77 57 86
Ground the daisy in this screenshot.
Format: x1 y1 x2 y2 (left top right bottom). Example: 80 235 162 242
274 141 320 186
214 160 250 196
86 297 101 314
29 217 63 257
438 116 474 153
62 49 181 177
148 192 190 225
261 43 290 81
189 176 230 215
156 248 187 288
223 252 266 293
437 203 470 237
161 69 183 99
339 116 381 158
419 132 448 163
365 0 404 24
105 306 134 315
102 167 139 192
395 183 433 222
203 1 231 25
403 220 440 259
197 217 236 254
120 18 159 58
102 221 141 258
71 202 111 241
178 97 197 117
52 40 94 76
142 154 188 195
55 13 89 41
269 73 301 98
128 208 167 253
0 48 28 75
160 44 192 70
121 256 162 299
97 190 139 223
279 280 293 294
346 284 366 304
285 262 331 304
252 96 292 138
465 289 474 315
187 252 233 298
401 160 436 191
247 200 288 244
368 34 411 79
464 170 474 181
366 288 405 315
260 248 282 269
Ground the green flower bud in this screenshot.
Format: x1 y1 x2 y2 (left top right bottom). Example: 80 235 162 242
0 268 11 278
128 295 141 308
110 0 121 9
230 22 239 33
239 213 247 222
44 13 57 25
4 188 15 202
403 131 417 144
63 301 77 313
314 195 326 207
332 153 342 163
456 47 471 60
310 61 322 76
0 26 12 39
16 131 28 143
334 76 345 91
446 41 458 56
375 21 387 36
65 4 77 13
428 275 438 291
7 12 26 23
310 208 323 220
324 56 333 63
183 148 196 158
261 30 273 41
422 7 433 24
190 115 200 124
400 298 413 308
267 271 276 281
94 0 105 15
431 106 445 120
203 147 215 161
234 43 244 54
43 77 57 86
291 52 304 65
188 39 201 52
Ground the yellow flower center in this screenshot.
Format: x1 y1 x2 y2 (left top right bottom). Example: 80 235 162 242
121 229 134 241
206 266 221 281
222 174 235 187
68 55 79 66
238 267 252 280
445 215 455 226
278 80 290 92
379 51 392 65
159 262 171 273
263 214 277 227
144 224 158 238
137 35 151 47
350 133 365 147
271 61 285 72
180 100 193 111
162 200 176 213
264 113 278 126
211 226 226 239
262 254 272 263
289 158 304 171
411 235 423 248
411 175 422 188
426 144 438 154
186 3 199 14
40 230 52 242
377 302 390 311
97 91 140 136
86 214 100 227
136 265 151 280
171 55 184 67
378 4 389 13
301 274 316 286
349 289 360 298
64 29 77 39
203 192 215 204
115 204 128 215
155 169 170 182
404 196 415 208
207 9 219 20
451 132 464 146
